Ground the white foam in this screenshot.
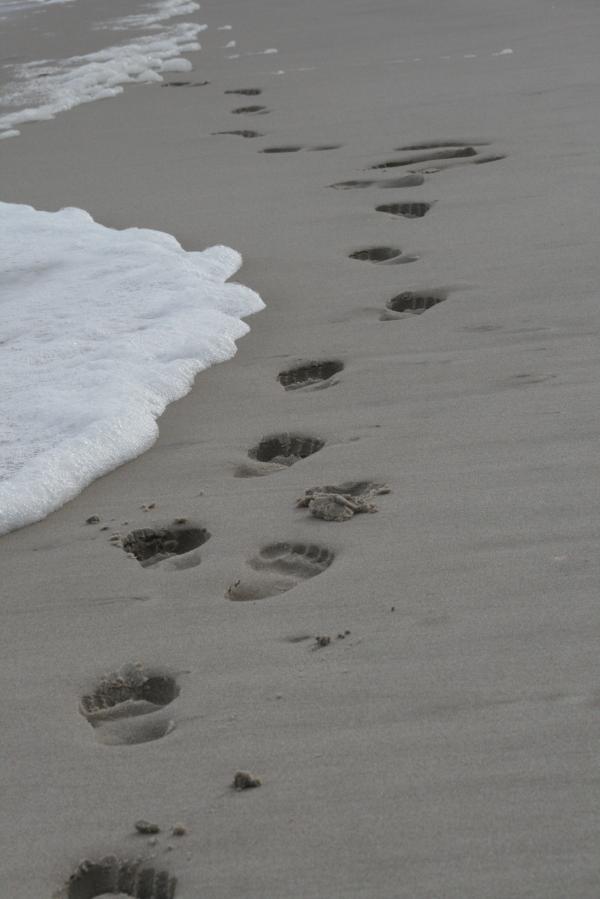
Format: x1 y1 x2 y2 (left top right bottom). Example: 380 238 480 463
0 21 206 138
493 48 513 56
0 202 264 535
97 0 200 32
0 0 76 16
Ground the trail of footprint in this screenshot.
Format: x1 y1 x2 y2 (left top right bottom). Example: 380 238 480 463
121 522 210 571
376 201 432 218
231 105 269 115
379 289 449 320
235 433 325 477
330 174 424 190
227 542 335 600
80 664 179 746
57 856 176 899
349 246 418 264
278 360 343 390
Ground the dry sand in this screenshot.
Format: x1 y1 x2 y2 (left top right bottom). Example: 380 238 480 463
1 0 600 896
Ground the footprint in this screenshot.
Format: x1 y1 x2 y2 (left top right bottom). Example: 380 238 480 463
330 174 424 190
57 855 176 899
235 433 325 477
231 105 269 115
261 145 303 153
80 664 179 746
376 201 432 218
227 542 335 601
397 139 490 151
225 87 262 95
308 144 342 151
122 523 210 569
349 246 418 264
370 147 477 169
162 80 210 88
278 360 343 390
380 289 448 319
212 130 263 138
261 145 341 154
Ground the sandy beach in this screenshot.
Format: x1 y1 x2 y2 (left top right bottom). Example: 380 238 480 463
1 0 600 896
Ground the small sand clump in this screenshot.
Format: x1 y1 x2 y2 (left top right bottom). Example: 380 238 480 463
233 771 262 790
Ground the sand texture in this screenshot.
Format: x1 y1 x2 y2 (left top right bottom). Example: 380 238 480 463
1 0 600 896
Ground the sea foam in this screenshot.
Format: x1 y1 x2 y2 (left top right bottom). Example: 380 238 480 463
0 20 206 138
0 202 264 535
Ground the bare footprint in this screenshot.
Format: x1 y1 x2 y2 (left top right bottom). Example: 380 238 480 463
370 147 477 169
235 433 325 477
261 145 303 153
231 105 269 115
225 88 262 96
212 129 264 138
376 201 433 218
278 360 343 390
80 664 179 746
261 144 341 154
55 856 176 899
330 174 424 190
121 523 210 570
227 542 335 601
162 80 210 88
349 246 418 264
396 139 491 151
380 289 449 320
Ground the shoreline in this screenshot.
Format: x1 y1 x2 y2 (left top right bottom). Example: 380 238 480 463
2 0 600 896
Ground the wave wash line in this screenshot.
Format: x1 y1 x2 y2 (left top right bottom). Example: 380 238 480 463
0 202 264 535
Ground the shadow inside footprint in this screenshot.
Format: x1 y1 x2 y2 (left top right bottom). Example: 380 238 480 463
309 144 342 151
278 360 343 390
376 201 432 218
225 87 262 95
80 664 179 746
60 855 177 899
227 542 334 601
383 289 448 317
122 524 210 568
236 433 325 477
231 105 268 114
349 246 417 264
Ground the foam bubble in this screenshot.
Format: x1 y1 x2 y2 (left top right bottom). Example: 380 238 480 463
0 202 264 535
